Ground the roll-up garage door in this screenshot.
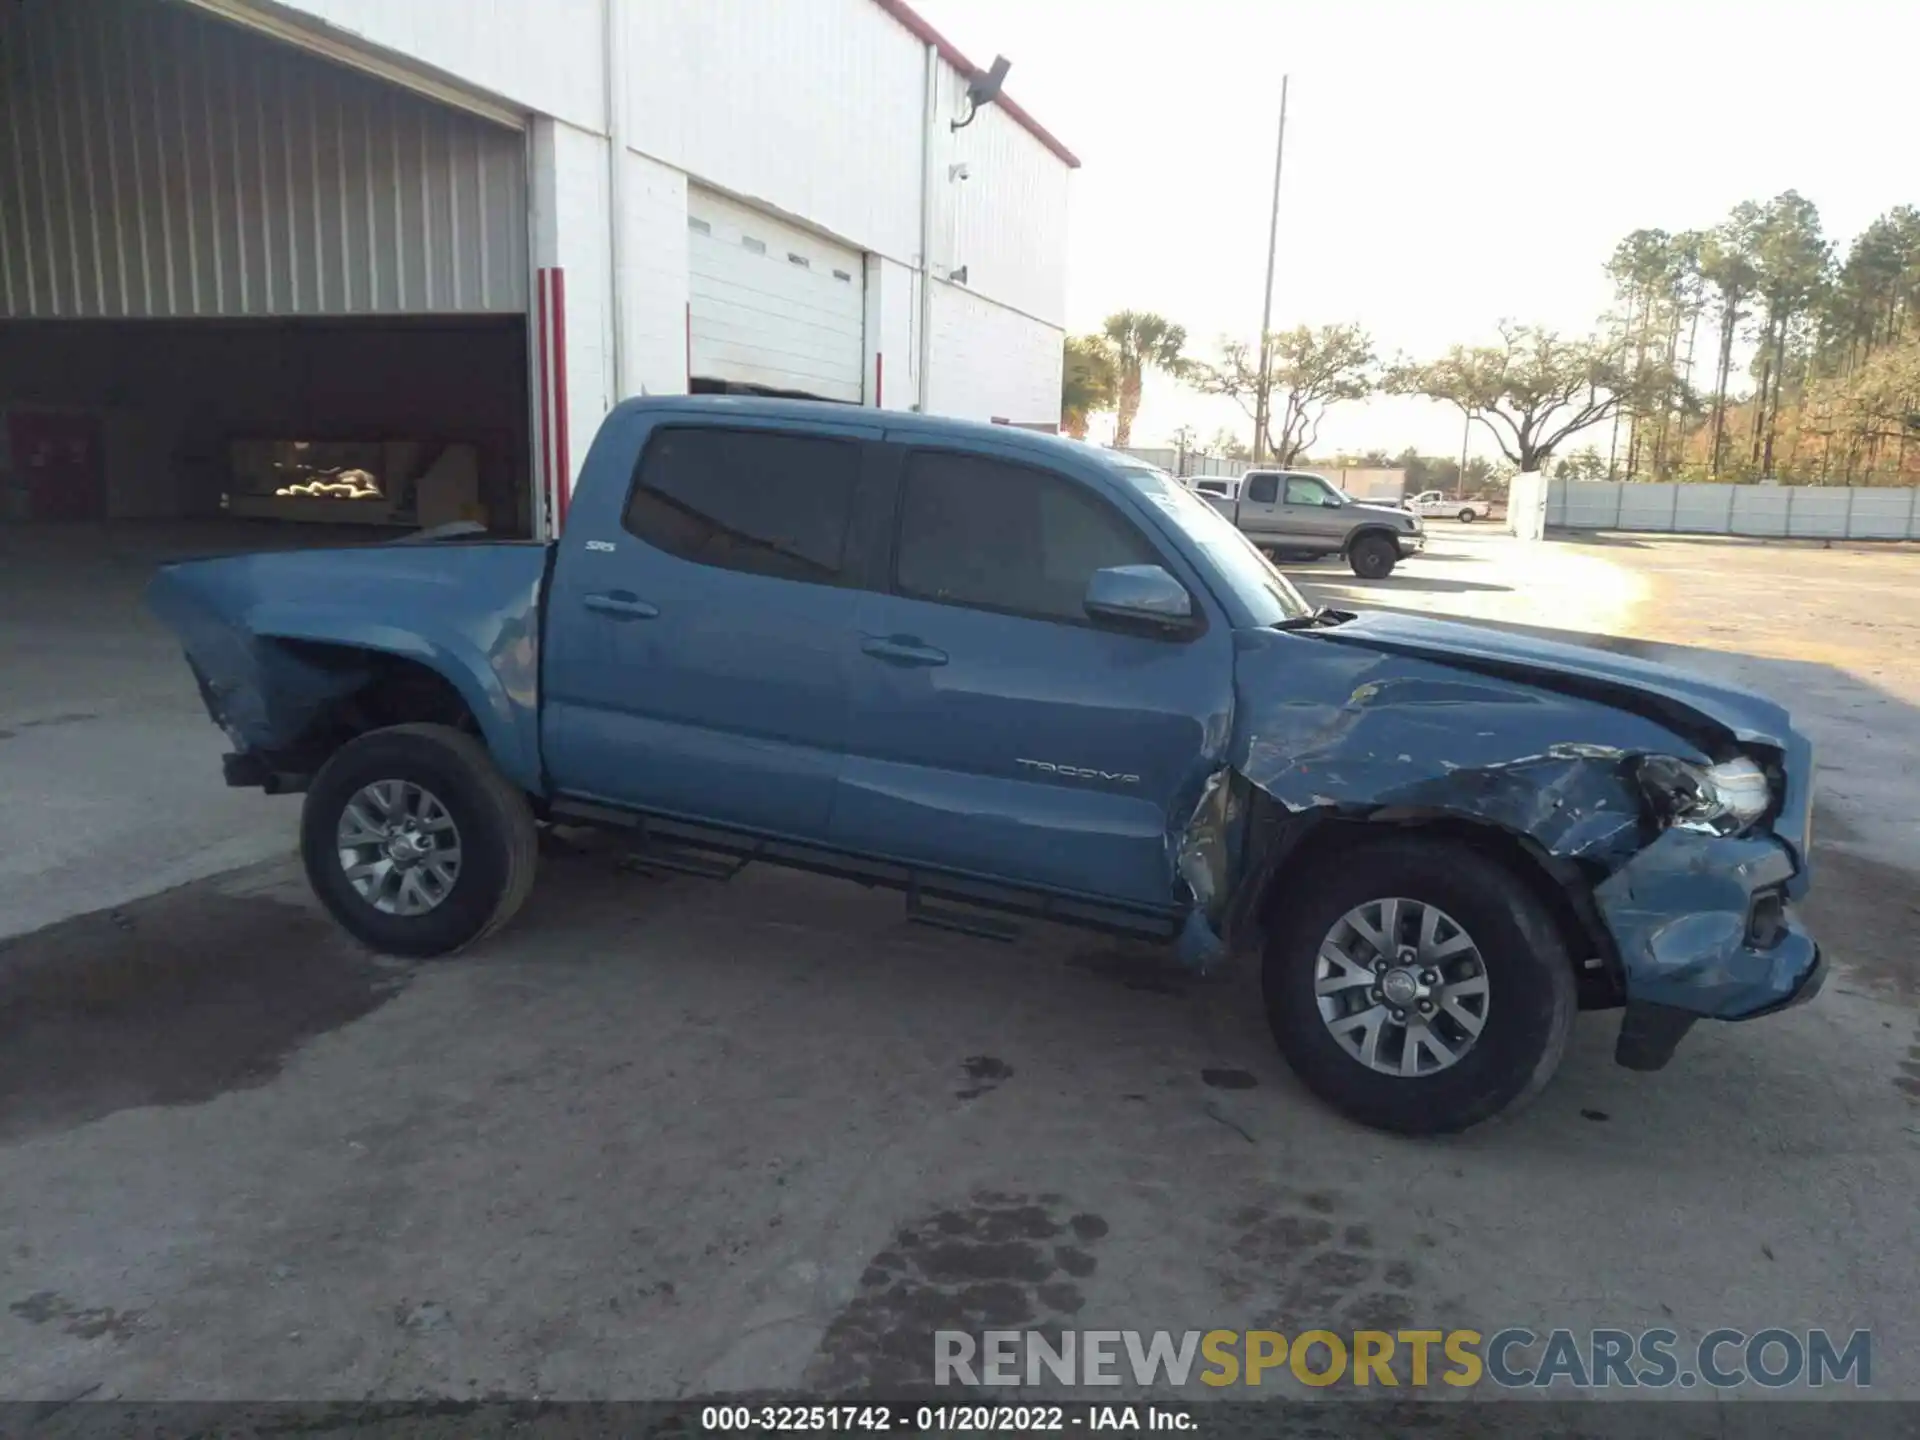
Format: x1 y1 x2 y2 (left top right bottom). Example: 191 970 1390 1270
687 189 864 404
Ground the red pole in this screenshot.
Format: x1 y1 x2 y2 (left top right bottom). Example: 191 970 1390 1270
552 268 572 530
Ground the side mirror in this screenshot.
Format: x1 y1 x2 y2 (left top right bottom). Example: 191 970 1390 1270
1084 565 1194 631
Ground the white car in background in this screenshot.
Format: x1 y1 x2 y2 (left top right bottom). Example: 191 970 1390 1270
1406 489 1491 523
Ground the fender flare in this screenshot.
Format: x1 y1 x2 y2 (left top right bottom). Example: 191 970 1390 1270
250 609 543 793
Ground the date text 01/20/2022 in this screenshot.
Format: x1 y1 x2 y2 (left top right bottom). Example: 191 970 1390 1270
698 1405 1189 1431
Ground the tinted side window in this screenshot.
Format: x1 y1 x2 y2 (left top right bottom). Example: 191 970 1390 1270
895 451 1160 624
622 427 860 585
1245 474 1278 504
1285 476 1330 505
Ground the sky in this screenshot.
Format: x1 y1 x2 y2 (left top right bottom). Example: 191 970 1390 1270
910 0 1917 462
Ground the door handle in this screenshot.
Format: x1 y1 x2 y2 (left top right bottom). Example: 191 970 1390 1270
861 635 948 668
583 592 659 620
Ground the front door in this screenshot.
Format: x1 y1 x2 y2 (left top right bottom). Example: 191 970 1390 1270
541 416 882 840
832 442 1235 910
1280 472 1349 541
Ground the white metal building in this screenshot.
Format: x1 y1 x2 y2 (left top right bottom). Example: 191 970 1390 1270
0 0 1076 538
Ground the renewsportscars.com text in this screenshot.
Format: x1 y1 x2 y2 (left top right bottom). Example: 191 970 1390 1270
935 1327 1871 1390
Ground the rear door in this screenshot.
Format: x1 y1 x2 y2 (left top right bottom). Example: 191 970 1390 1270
831 441 1235 909
542 415 885 840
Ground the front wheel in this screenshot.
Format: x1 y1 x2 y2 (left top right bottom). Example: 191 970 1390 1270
1457 508 1477 524
301 722 539 958
1262 837 1576 1134
1347 534 1398 579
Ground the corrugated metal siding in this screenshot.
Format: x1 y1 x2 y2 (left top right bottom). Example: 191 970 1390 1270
940 73 1071 328
927 280 1060 424
624 0 926 268
0 0 526 318
257 0 604 135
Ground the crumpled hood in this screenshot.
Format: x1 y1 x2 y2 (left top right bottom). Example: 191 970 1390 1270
1302 610 1793 753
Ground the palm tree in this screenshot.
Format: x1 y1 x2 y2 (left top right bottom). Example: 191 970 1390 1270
1060 335 1118 439
1100 311 1189 448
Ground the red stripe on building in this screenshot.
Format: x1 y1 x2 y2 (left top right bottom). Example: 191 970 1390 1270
551 268 571 531
536 270 555 533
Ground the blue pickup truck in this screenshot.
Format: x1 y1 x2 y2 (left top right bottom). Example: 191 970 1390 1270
149 397 1823 1134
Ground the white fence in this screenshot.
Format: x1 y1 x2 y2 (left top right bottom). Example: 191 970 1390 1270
1548 480 1920 540
1508 472 1548 541
1113 448 1251 479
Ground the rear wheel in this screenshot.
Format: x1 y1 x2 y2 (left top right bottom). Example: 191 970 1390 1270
1348 533 1398 579
1457 508 1477 524
301 723 538 958
1262 837 1575 1134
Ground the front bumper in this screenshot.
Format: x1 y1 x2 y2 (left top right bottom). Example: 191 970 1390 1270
1397 531 1426 554
1594 828 1823 1069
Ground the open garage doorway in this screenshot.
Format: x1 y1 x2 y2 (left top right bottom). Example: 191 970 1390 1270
0 317 531 540
0 0 535 552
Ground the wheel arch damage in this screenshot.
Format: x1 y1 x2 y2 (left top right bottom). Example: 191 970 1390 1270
145 543 550 793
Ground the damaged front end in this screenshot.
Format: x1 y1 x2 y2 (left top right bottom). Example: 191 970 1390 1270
1173 615 1822 1071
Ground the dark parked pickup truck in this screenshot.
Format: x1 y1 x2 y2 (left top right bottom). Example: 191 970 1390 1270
149 396 1823 1134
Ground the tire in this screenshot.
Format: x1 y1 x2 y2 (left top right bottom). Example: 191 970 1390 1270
1347 533 1398 579
1457 508 1477 524
1261 837 1576 1135
301 722 539 958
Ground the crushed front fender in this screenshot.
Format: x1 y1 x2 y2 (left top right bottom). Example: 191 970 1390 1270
1186 624 1822 1031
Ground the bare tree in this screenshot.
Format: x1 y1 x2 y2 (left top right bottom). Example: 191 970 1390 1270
1190 324 1375 466
1387 323 1672 474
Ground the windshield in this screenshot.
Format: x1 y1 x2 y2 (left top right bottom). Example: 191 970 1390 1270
1110 464 1311 624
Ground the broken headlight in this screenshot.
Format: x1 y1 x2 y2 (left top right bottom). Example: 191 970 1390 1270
1637 755 1773 836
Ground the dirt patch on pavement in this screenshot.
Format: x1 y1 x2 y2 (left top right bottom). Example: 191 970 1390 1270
0 882 406 1141
807 1191 1110 1391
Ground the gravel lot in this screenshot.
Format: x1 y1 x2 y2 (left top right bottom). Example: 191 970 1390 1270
2 523 1916 1406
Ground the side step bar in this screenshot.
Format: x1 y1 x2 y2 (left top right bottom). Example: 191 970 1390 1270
550 798 1178 943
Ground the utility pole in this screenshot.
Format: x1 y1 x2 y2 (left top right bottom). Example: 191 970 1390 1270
1458 410 1473 499
1250 75 1289 466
